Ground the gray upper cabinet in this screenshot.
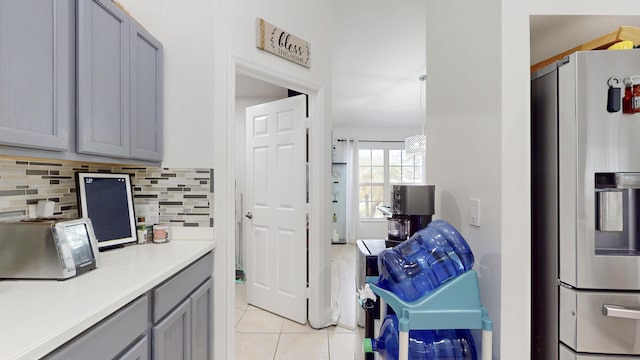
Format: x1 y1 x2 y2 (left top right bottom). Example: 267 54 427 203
0 0 74 151
77 0 131 158
0 0 162 163
77 0 163 161
130 21 163 161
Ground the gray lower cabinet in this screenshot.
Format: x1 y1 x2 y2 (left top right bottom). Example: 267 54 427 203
0 0 74 151
44 295 149 360
191 279 214 360
118 335 149 360
77 0 163 160
44 251 213 360
152 278 213 360
152 298 192 360
152 252 214 360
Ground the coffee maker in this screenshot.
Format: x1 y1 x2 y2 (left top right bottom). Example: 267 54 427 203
379 184 435 247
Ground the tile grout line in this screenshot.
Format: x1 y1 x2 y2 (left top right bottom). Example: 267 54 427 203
236 244 359 359
272 316 285 359
272 331 282 360
326 331 331 360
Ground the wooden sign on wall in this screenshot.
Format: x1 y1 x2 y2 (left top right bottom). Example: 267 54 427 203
256 18 310 68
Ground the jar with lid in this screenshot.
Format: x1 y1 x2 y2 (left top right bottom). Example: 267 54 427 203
136 216 148 244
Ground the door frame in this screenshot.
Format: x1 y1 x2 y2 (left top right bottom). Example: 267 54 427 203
224 53 332 354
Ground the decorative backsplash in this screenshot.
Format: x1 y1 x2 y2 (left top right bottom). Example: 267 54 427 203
0 157 214 227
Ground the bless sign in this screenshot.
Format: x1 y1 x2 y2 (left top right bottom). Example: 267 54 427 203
256 18 311 68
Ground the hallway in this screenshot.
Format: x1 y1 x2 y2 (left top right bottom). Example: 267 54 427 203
234 244 365 359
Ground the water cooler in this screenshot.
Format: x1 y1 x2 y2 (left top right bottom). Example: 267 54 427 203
356 185 435 358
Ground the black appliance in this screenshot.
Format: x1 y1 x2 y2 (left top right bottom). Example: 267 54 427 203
356 239 386 360
378 184 435 247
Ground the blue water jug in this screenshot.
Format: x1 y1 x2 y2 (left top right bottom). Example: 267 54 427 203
378 244 439 301
377 220 474 302
427 220 474 270
363 314 477 360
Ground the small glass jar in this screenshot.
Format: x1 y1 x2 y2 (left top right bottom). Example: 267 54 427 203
136 216 147 244
153 224 170 243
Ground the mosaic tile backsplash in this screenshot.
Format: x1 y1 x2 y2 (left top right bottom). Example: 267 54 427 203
0 157 214 227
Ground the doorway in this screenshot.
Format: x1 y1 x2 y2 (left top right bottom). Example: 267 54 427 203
233 74 290 294
239 89 308 324
225 55 333 350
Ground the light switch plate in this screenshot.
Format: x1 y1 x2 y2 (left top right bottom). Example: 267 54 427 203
469 199 480 227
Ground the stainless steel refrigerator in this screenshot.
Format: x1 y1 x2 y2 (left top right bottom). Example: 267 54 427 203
532 50 640 359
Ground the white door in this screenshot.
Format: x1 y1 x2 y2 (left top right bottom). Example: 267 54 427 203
244 95 307 324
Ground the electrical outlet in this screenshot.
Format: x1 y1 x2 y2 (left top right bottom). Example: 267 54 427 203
469 199 480 227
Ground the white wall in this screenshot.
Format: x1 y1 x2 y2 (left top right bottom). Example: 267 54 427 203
117 0 215 168
106 1 640 358
428 0 640 359
114 1 333 359
114 0 224 356
426 1 502 357
504 2 640 359
211 4 333 359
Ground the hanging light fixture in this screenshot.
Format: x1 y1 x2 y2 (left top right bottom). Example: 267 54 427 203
404 74 427 156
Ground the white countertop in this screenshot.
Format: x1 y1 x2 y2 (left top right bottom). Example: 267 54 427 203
0 239 216 360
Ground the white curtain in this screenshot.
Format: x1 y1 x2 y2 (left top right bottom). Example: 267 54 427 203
345 139 359 244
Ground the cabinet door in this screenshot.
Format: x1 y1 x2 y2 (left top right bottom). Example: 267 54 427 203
77 0 130 158
191 278 213 360
117 335 148 360
130 21 163 161
152 300 191 360
0 0 73 151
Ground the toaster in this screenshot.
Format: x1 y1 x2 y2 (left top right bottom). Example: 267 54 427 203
0 218 100 280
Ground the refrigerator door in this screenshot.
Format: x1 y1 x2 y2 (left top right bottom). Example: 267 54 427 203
558 50 640 290
560 286 640 355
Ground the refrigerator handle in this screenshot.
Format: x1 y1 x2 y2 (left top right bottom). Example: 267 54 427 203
603 304 640 320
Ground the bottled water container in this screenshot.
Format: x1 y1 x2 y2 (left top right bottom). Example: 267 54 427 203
377 220 474 302
363 314 478 360
427 220 474 270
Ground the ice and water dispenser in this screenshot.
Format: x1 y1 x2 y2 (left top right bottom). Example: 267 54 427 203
595 172 640 255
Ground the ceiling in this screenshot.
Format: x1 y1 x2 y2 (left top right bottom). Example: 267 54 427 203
236 0 427 130
330 0 427 129
237 13 640 130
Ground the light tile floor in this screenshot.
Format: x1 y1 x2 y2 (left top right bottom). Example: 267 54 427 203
235 243 366 360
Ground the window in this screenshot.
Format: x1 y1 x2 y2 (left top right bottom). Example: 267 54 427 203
358 146 423 219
